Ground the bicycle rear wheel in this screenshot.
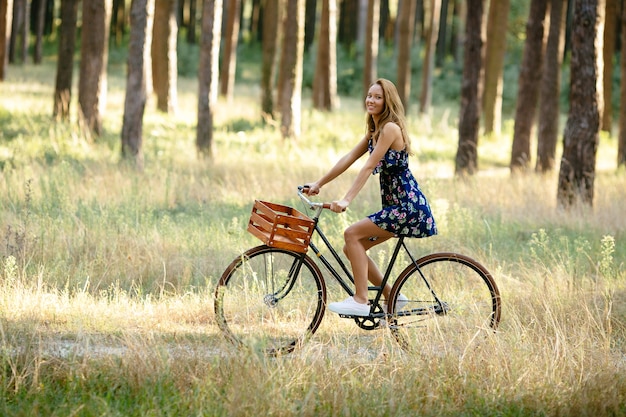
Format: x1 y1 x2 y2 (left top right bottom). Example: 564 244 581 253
388 253 501 353
214 245 327 355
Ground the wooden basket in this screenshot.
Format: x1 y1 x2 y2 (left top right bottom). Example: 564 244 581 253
247 200 315 253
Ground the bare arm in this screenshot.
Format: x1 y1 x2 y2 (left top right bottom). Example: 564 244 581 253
305 135 369 195
333 123 403 212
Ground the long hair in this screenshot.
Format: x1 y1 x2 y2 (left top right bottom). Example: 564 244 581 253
366 78 412 154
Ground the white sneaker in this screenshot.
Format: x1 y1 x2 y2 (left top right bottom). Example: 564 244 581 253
328 297 370 316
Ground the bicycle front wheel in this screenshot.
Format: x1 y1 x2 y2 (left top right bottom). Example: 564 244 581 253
388 253 501 353
214 245 327 355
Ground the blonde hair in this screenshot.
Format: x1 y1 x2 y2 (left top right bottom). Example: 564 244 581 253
366 78 412 154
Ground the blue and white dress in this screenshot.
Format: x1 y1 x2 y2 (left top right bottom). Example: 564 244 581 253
366 139 437 238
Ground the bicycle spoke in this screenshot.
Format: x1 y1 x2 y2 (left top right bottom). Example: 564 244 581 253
215 246 326 355
389 253 501 354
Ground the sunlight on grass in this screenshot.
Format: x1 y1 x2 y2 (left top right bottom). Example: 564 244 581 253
1 62 625 415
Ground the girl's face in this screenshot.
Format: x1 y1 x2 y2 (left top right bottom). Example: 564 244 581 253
365 84 385 118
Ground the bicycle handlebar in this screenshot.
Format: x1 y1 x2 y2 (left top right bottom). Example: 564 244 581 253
297 186 332 210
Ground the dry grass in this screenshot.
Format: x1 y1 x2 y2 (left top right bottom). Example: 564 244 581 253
0 63 625 415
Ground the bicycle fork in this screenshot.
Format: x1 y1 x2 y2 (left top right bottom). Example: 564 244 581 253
262 252 307 308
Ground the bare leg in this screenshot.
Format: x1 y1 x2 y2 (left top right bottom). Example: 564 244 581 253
342 218 394 304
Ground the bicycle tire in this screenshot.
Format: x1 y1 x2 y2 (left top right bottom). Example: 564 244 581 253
214 245 327 355
387 252 501 352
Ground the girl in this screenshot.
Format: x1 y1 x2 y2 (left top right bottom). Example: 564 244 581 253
304 78 437 316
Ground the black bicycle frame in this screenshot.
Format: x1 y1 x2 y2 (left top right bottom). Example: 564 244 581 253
305 216 409 310
294 192 447 315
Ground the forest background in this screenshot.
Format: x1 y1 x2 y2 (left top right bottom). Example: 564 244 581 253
0 0 625 415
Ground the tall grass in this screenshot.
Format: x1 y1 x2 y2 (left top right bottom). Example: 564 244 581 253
0 62 625 416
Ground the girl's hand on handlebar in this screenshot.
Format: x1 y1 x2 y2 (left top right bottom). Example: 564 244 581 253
330 199 348 213
303 183 320 196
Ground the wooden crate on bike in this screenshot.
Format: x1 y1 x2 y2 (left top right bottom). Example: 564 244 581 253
247 200 315 253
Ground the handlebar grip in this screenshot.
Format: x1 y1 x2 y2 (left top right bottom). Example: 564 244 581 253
298 185 331 209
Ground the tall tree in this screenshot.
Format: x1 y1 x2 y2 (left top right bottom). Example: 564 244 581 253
53 0 79 121
557 0 604 208
618 0 626 168
338 0 358 48
451 0 465 64
435 0 449 66
249 0 262 41
396 0 417 108
261 0 280 119
0 0 13 80
420 0 441 114
279 0 305 139
111 0 127 45
304 0 317 52
32 0 46 64
196 0 222 158
482 0 510 135
186 0 197 43
536 0 568 172
152 0 178 113
9 0 28 63
455 0 485 176
312 0 338 111
601 0 618 133
78 0 112 137
121 0 155 170
219 0 241 101
363 0 380 95
510 0 548 173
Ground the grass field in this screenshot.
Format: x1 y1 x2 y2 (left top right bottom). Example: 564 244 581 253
1 61 625 416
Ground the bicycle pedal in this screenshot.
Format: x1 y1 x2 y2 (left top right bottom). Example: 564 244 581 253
338 313 364 319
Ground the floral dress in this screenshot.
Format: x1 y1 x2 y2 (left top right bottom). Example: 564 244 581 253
366 139 437 238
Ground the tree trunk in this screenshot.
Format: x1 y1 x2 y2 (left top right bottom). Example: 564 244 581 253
396 0 416 109
19 0 28 63
53 0 79 121
249 0 262 41
536 0 567 172
618 0 626 167
111 0 127 45
378 0 388 44
452 0 465 64
186 0 197 43
363 0 380 95
419 0 441 114
304 0 316 52
78 0 112 138
261 0 280 118
338 0 358 48
601 0 617 133
510 0 548 173
0 0 13 80
482 0 510 135
279 0 305 139
312 0 338 111
33 0 46 64
435 0 448 67
152 0 178 113
219 0 241 101
196 0 222 158
121 0 155 170
9 0 28 63
455 0 484 176
557 0 604 208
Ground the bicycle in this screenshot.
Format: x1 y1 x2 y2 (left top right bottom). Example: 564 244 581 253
214 186 502 355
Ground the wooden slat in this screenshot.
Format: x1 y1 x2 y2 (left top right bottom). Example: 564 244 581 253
247 200 315 253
